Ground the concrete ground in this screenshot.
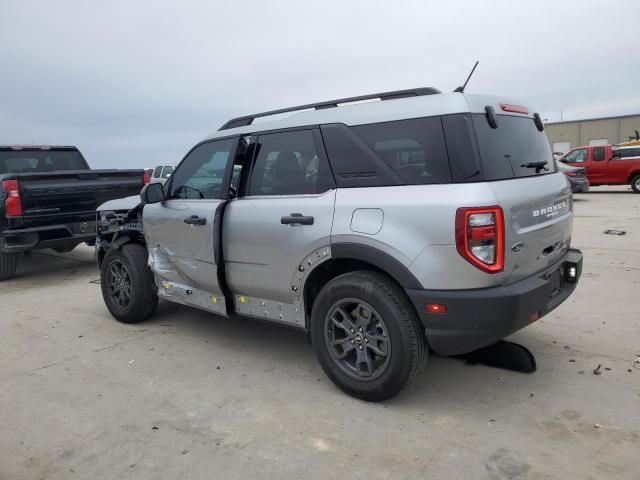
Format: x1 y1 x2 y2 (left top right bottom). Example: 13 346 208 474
1 186 639 480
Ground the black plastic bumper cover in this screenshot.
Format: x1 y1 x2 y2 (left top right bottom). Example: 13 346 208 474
0 222 97 253
407 249 583 356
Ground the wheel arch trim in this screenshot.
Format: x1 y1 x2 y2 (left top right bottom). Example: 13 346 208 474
330 243 422 289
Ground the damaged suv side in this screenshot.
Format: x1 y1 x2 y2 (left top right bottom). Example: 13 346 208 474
96 87 582 401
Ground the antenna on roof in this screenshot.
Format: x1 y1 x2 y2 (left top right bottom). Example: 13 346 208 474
454 61 479 93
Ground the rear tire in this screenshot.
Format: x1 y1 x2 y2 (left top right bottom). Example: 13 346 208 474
100 243 158 323
310 271 427 401
631 174 640 193
0 252 18 281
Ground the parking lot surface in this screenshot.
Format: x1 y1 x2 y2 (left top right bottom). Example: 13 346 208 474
1 186 639 480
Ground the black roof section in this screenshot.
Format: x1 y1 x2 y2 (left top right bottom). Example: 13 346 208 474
218 87 442 131
0 145 79 151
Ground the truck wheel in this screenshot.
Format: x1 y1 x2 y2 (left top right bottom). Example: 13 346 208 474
310 271 427 401
100 243 158 323
0 252 18 281
631 175 640 193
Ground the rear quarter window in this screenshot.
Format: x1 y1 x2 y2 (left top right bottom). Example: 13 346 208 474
351 117 452 185
621 147 640 159
472 114 555 180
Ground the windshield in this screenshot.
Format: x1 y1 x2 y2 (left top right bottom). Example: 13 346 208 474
472 114 555 180
0 149 87 174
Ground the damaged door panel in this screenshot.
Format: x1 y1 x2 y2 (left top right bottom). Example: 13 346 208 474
143 138 237 315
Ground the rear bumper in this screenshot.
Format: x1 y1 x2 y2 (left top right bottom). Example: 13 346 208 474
568 177 589 193
407 249 583 356
0 221 97 252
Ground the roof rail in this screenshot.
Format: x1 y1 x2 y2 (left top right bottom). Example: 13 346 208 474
218 87 441 130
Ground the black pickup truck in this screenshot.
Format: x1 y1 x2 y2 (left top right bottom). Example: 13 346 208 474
0 145 147 280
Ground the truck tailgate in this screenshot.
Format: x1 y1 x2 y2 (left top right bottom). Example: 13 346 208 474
13 170 144 223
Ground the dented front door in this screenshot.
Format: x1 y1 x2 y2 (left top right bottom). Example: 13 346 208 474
143 138 237 313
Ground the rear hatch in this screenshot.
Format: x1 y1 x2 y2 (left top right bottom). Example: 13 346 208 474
471 109 573 284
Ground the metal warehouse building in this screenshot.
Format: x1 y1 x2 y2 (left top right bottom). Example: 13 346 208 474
545 113 640 154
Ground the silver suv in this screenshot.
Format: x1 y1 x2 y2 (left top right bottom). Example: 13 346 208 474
95 87 583 401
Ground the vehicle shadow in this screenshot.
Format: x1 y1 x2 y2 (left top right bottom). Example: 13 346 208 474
142 300 542 406
11 247 97 284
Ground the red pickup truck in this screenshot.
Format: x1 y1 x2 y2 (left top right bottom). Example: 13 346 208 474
559 145 640 192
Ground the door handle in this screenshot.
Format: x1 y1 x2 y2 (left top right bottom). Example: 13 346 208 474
184 215 206 225
281 213 314 226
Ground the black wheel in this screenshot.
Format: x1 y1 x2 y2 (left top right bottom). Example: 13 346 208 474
0 251 18 281
100 243 158 323
631 175 640 193
311 271 427 401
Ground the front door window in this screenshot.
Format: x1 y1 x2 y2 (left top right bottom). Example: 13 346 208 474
564 149 587 163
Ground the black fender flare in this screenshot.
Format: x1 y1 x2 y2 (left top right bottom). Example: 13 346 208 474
111 234 132 250
330 243 422 289
96 233 131 268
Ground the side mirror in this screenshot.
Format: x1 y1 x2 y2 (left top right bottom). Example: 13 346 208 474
141 182 165 204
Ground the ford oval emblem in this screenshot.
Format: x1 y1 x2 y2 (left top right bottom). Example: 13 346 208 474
511 242 525 253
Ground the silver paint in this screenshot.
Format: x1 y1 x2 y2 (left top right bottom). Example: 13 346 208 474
350 208 384 235
233 245 331 327
144 199 224 297
97 195 141 212
222 190 335 304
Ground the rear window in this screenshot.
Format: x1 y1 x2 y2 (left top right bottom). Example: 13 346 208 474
0 149 87 174
351 117 452 185
620 147 640 158
472 114 554 180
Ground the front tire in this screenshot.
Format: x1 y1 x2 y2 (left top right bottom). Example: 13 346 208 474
100 243 158 323
0 252 18 281
631 174 640 193
311 271 427 401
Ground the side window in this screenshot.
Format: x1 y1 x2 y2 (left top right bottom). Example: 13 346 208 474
249 130 332 196
153 166 162 178
592 147 605 161
351 117 451 185
161 166 174 178
621 147 640 159
169 138 235 199
564 149 587 163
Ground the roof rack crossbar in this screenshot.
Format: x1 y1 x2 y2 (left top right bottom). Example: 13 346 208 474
218 86 441 130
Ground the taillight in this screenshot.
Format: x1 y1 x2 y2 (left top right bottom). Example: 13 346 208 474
2 179 23 217
455 206 504 273
499 103 529 115
143 173 151 184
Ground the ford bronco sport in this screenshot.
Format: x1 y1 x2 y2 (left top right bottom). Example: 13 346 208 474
95 87 583 401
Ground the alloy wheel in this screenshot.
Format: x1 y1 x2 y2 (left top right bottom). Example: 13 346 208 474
324 298 391 381
107 260 132 308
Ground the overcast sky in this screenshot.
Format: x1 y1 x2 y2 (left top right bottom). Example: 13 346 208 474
1 0 639 169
